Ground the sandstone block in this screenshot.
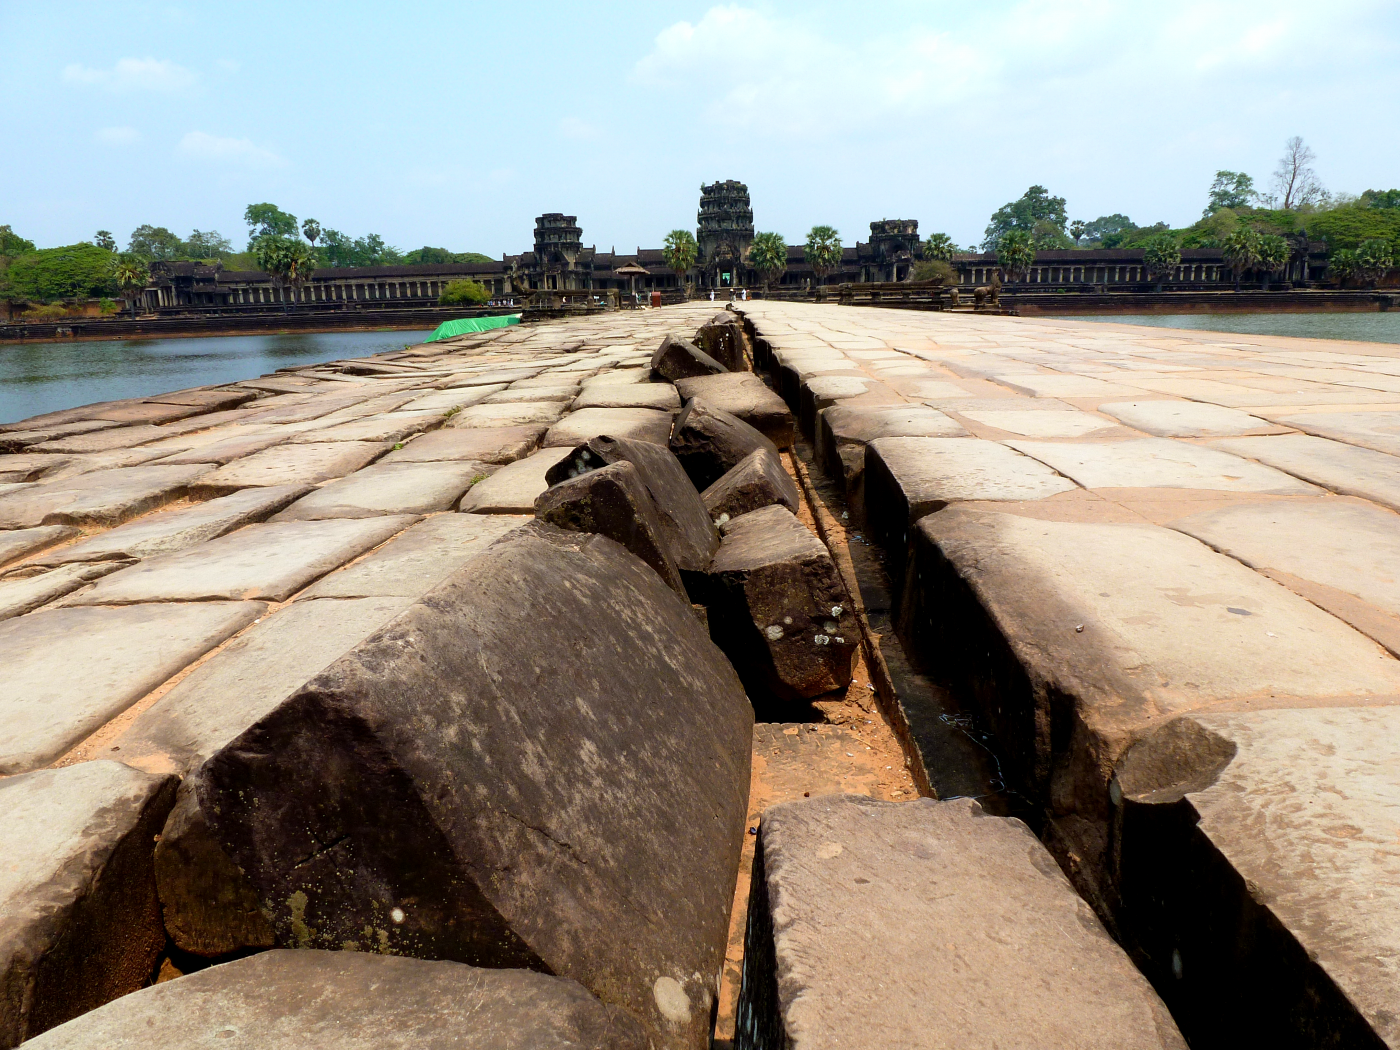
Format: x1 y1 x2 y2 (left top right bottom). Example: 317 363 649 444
736 795 1185 1050
148 387 258 410
1099 400 1279 437
459 446 573 513
22 950 648 1050
818 405 967 497
150 427 288 465
1276 409 1400 457
670 397 780 491
0 762 177 1047
542 407 674 448
0 524 79 567
674 372 794 448
1210 433 1400 513
706 504 857 702
1006 437 1318 494
290 409 444 444
196 524 752 1049
572 384 682 411
28 424 165 454
189 441 389 497
271 462 485 520
701 448 800 524
447 401 568 428
536 461 685 596
381 424 546 465
0 562 124 620
485 384 581 403
651 333 728 382
0 464 215 529
694 313 748 371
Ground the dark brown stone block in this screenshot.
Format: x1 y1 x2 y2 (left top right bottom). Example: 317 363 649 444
694 313 748 372
650 334 728 382
23 949 649 1050
674 373 794 449
670 397 781 491
196 523 753 1050
701 448 801 524
706 504 858 702
535 460 686 597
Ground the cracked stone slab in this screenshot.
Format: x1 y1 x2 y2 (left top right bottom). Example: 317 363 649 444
1099 400 1283 437
738 794 1185 1050
0 761 177 1047
271 462 487 520
1210 434 1400 513
65 516 415 604
188 441 389 497
0 524 79 567
1007 438 1318 494
0 601 263 774
543 407 675 448
1272 410 1400 457
459 447 574 513
290 410 445 444
447 401 569 428
0 464 217 529
0 561 125 619
673 373 795 448
960 409 1117 438
572 384 682 411
381 425 546 465
22 950 648 1050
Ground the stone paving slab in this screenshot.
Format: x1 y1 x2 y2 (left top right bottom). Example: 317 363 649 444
484 384 580 403
1099 399 1285 437
287 409 444 444
459 446 573 513
0 463 216 529
380 424 546 465
1007 437 1319 494
1209 433 1400 512
673 372 796 448
0 453 72 481
0 601 263 773
147 427 289 465
542 407 675 448
28 424 166 454
958 408 1116 437
189 440 388 496
271 462 485 520
65 516 414 604
24 447 172 481
0 761 176 1047
0 524 79 566
1274 409 1400 457
396 386 507 413
0 561 124 619
447 401 568 429
573 383 683 411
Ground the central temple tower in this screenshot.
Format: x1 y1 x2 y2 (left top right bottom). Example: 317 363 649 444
697 181 754 288
533 213 585 289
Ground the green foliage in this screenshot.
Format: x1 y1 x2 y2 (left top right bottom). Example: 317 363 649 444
1069 220 1086 246
1328 248 1358 283
0 225 36 258
127 224 185 260
923 232 956 261
0 243 121 302
1362 189 1400 210
982 185 1067 251
1258 234 1291 277
1305 205 1400 254
301 218 321 246
319 229 402 268
243 203 299 247
253 236 316 303
402 246 494 265
663 230 698 291
995 229 1035 281
98 297 118 314
94 230 117 252
1080 214 1134 246
1206 171 1256 215
803 225 842 282
1222 228 1263 286
185 229 233 259
438 279 490 305
910 258 957 285
1356 239 1395 286
1142 234 1182 282
112 257 149 315
748 231 787 288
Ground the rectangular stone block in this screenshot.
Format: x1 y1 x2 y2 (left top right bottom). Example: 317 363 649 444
0 464 216 529
1099 399 1280 437
459 446 573 513
1210 433 1400 513
1276 409 1400 457
271 462 487 520
0 524 79 567
28 424 165 454
0 561 123 620
447 401 568 428
572 384 682 411
380 424 546 465
290 410 444 444
484 384 581 403
189 441 389 497
819 406 967 498
674 372 795 448
1006 438 1318 494
701 448 801 525
0 601 263 773
543 407 675 448
737 795 1184 1050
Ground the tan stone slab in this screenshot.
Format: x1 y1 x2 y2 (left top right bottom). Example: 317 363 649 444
1099 400 1283 437
0 561 123 619
484 385 580 404
89 402 208 425
1008 438 1318 494
437 366 544 388
1274 410 1400 457
287 411 443 444
0 601 264 773
866 436 1077 506
0 524 79 567
272 462 487 520
147 387 259 410
446 401 569 428
395 387 506 413
960 410 1116 437
189 441 389 496
65 517 414 604
542 408 674 448
24 448 172 482
27 425 166 454
572 384 682 411
0 464 215 529
458 446 573 513
378 425 545 465
995 373 1143 399
1209 434 1400 513
153 428 290 465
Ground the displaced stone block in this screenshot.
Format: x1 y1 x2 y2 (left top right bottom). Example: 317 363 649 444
544 435 718 574
0 464 215 529
23 950 648 1050
651 333 729 382
460 446 574 513
674 372 794 448
671 397 781 491
189 441 389 497
271 462 487 520
736 794 1185 1050
818 405 967 499
542 407 675 448
706 504 857 701
0 761 176 1047
536 460 686 596
381 424 546 465
195 524 752 1049
572 384 682 411
701 448 800 524
694 312 748 372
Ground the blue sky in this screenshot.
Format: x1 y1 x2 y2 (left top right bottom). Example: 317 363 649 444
4 1 1398 256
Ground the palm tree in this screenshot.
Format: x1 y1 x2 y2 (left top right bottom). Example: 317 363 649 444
995 229 1035 283
923 233 956 262
1355 238 1395 288
283 240 317 306
301 219 321 249
1222 229 1262 291
1142 234 1182 292
748 232 787 293
663 229 697 299
1327 248 1358 286
112 257 149 318
1257 235 1290 290
803 225 842 290
253 236 301 311
1070 220 1087 247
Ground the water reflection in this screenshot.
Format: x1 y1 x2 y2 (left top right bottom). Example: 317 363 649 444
0 329 433 424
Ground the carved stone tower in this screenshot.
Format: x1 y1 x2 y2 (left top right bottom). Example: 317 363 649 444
533 213 584 289
867 219 921 282
697 181 754 288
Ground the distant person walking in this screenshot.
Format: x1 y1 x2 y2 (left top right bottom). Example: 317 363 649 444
709 289 715 302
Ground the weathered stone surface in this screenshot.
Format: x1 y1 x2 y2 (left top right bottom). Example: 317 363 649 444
0 761 176 1047
24 950 649 1050
1210 433 1400 513
0 561 123 620
485 384 581 404
148 427 288 465
572 383 682 411
0 464 215 529
447 401 568 428
737 794 1185 1050
0 524 78 567
0 453 75 482
189 441 388 497
459 446 574 513
1008 438 1318 494
272 462 485 520
291 410 444 444
28 485 309 566
0 600 262 774
536 461 686 596
819 405 967 493
300 513 526 600
671 398 781 491
148 387 259 410
439 366 544 388
0 421 122 454
701 448 800 524
961 409 1117 437
67 517 413 604
36 447 172 481
695 313 748 372
194 524 752 1050
707 504 857 701
543 407 675 448
544 435 718 574
397 386 507 413
652 333 729 382
1276 409 1400 457
1099 400 1279 437
28 424 165 454
674 372 795 448
381 424 546 465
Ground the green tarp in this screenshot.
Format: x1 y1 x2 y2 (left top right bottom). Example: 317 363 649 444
425 313 522 342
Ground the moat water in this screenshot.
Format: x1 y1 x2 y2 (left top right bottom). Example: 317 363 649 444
0 330 433 425
1064 312 1400 345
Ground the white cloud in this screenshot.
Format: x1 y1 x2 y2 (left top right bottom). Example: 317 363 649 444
95 126 141 146
177 130 285 168
63 57 196 92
